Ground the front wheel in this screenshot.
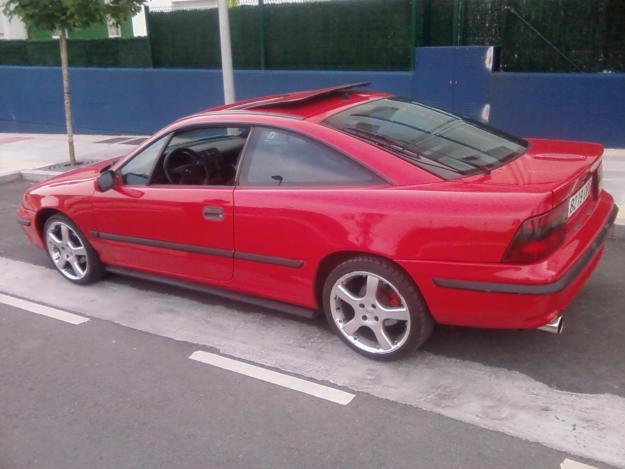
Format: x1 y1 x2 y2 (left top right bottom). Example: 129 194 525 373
44 214 105 284
322 256 434 360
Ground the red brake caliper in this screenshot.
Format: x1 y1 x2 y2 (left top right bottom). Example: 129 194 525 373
379 284 401 308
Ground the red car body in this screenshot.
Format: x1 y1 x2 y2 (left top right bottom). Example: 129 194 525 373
17 84 617 333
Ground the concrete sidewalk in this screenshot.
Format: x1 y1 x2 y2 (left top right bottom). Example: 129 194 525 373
0 132 623 232
0 133 146 182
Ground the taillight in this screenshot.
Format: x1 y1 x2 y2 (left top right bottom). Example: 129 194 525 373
503 203 568 264
594 163 603 197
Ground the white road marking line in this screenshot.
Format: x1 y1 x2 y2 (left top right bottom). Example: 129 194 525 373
560 458 599 469
0 292 89 325
189 350 355 405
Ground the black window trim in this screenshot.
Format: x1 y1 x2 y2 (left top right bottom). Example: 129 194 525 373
116 121 392 189
117 123 254 188
234 124 391 189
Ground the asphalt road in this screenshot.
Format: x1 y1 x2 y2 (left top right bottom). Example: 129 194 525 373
1 179 623 469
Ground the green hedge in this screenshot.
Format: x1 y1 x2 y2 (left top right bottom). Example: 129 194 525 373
2 0 624 72
149 0 416 70
263 0 413 69
149 0 625 72
459 0 625 72
0 38 151 68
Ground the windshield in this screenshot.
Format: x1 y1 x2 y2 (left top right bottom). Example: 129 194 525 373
323 97 528 179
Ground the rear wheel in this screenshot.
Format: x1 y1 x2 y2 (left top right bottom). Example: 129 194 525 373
322 256 434 360
44 214 105 284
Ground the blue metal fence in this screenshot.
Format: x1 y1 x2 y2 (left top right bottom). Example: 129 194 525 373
1 47 624 146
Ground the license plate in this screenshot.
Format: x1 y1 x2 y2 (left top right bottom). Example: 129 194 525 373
568 178 592 218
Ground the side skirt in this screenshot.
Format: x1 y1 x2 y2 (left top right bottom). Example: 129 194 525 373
105 266 317 320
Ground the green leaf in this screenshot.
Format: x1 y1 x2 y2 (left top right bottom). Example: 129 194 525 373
3 0 145 32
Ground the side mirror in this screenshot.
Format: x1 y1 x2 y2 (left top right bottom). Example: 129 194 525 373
96 169 117 192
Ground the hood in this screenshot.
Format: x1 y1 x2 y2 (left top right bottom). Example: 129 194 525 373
30 157 122 190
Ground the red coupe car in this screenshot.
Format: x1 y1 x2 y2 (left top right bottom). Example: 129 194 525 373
17 83 617 359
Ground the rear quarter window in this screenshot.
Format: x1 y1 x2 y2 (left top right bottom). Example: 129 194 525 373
238 128 384 187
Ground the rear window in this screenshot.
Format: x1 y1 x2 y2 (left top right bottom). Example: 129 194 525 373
323 97 528 179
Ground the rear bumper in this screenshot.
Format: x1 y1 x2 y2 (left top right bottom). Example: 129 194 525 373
397 192 617 329
433 203 618 295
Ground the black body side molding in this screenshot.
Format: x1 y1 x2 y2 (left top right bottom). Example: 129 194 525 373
90 231 303 268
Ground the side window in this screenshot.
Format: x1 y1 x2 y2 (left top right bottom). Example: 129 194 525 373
152 126 249 186
239 128 382 187
120 135 169 186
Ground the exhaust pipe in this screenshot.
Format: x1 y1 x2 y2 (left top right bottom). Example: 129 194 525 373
538 314 564 335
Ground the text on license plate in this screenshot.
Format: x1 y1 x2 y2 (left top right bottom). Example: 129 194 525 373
568 178 592 218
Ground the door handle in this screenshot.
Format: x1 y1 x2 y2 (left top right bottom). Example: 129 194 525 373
203 206 224 221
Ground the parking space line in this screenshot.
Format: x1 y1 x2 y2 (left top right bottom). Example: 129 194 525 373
560 458 599 469
0 292 89 325
189 351 355 405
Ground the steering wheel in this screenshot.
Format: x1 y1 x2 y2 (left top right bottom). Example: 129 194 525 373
163 148 210 185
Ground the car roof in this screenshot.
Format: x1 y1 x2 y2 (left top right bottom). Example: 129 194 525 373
125 85 441 187
190 83 392 122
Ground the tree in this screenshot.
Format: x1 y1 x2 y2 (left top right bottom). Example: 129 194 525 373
3 0 145 166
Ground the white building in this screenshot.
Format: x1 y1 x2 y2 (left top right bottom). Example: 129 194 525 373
0 0 27 39
132 0 218 36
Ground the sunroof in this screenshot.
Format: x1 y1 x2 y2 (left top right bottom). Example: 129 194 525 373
237 82 371 110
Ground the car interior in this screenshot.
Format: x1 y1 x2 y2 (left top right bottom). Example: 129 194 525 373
150 126 250 186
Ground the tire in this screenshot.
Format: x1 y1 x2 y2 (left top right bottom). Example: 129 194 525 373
43 214 105 285
322 256 434 360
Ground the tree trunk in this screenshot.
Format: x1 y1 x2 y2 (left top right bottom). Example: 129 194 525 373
58 29 76 166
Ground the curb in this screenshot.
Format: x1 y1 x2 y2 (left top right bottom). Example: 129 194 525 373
20 169 63 182
0 169 63 184
0 170 21 184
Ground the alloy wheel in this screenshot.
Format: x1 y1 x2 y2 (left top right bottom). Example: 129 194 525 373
329 271 411 355
45 221 89 281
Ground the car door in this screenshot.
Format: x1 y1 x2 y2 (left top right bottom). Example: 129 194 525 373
91 126 249 284
233 126 386 307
